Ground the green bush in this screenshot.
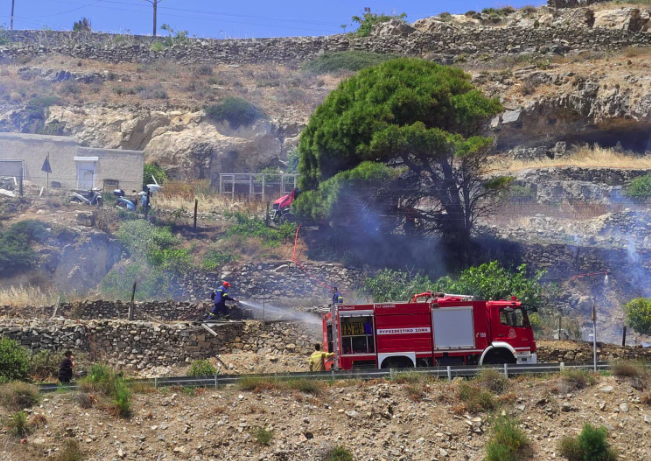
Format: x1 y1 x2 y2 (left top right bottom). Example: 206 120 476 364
625 175 651 200
188 359 217 377
625 298 651 334
351 11 406 37
323 445 354 461
363 261 544 307
0 337 30 382
201 249 236 271
111 380 132 418
79 363 131 418
285 378 322 395
303 51 394 74
485 415 531 461
227 212 297 247
457 382 496 413
5 410 30 437
0 220 49 276
143 162 168 188
56 438 84 461
477 369 509 394
205 97 266 129
558 369 595 392
255 427 274 445
100 260 173 301
558 423 618 461
29 350 60 381
0 381 40 410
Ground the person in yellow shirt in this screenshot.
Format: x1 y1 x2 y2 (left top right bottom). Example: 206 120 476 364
309 344 334 371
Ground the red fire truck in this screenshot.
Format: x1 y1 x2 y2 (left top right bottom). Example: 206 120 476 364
322 292 537 370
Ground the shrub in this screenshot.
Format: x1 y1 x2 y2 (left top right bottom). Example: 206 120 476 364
76 393 95 409
323 445 354 461
202 249 236 271
143 162 168 188
72 17 91 32
226 212 297 247
0 220 49 276
151 41 165 52
29 350 60 381
0 381 40 410
188 359 217 377
303 51 393 74
5 411 31 437
193 64 213 76
485 415 531 461
57 438 84 461
205 97 266 129
456 382 496 413
238 376 280 392
80 363 131 418
60 81 81 95
478 369 509 394
351 10 406 37
110 380 131 418
255 427 274 445
0 337 30 381
625 175 651 200
285 378 321 395
558 423 618 461
625 298 651 334
610 360 645 378
557 369 595 393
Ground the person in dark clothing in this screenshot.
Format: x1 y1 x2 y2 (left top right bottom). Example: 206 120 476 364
207 281 238 320
58 351 75 384
331 286 343 305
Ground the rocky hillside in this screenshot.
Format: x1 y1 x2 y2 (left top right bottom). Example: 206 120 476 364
1 372 650 461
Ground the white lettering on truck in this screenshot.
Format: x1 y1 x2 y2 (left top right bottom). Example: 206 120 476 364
377 327 432 335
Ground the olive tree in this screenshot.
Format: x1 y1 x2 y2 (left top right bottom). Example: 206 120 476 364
296 58 506 248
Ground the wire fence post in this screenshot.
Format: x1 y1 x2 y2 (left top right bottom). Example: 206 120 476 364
193 198 198 231
265 201 270 227
446 366 452 382
621 326 627 347
128 282 137 320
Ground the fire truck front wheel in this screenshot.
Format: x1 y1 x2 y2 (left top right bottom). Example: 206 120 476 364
482 349 516 365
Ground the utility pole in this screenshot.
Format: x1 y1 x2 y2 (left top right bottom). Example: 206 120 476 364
143 0 162 36
10 0 15 30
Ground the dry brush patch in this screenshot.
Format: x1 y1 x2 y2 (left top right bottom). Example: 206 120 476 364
500 145 651 173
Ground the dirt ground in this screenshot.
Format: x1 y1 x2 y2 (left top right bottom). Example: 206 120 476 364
1 374 650 461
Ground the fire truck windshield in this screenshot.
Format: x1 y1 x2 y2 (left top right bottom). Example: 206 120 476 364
499 307 529 328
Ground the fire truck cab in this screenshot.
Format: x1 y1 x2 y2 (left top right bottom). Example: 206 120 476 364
322 293 537 370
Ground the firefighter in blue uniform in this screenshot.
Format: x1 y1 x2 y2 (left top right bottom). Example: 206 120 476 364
207 281 238 320
331 286 343 306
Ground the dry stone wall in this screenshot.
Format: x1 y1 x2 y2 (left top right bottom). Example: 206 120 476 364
0 319 321 370
2 27 651 65
548 0 608 8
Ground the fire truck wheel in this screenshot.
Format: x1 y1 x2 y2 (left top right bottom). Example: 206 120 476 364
483 349 516 365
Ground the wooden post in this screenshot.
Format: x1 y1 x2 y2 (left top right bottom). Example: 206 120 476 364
144 188 151 219
558 314 562 340
249 175 253 199
128 282 137 320
265 201 270 227
622 326 627 347
10 0 15 30
193 198 198 231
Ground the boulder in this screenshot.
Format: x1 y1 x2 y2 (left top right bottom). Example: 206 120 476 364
593 8 650 32
412 18 458 34
371 19 417 36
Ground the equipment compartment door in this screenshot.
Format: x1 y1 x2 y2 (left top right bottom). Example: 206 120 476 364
432 306 475 350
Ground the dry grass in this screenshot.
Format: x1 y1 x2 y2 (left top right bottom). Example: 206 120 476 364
0 285 58 308
500 145 651 173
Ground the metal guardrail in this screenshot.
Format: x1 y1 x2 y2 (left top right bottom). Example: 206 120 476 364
37 361 627 393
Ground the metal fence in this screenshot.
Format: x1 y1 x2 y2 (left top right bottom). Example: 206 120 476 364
38 361 630 393
218 173 298 200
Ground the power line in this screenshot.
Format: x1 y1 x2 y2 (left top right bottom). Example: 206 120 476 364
36 0 101 18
